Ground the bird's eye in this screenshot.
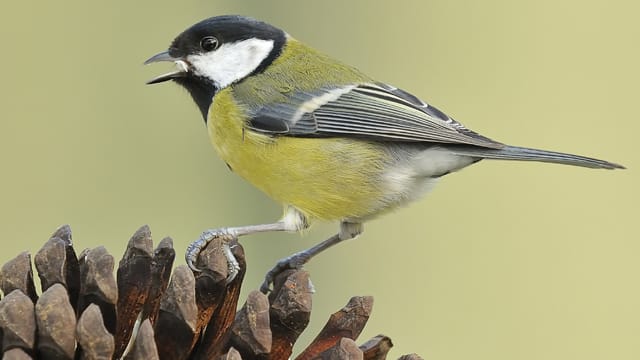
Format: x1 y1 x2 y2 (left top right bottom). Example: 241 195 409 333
200 36 219 52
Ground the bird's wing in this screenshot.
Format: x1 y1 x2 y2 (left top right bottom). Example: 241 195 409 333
246 83 504 149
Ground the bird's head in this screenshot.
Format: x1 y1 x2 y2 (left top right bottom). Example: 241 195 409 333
145 15 286 117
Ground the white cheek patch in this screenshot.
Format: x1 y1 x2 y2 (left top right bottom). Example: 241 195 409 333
188 38 275 89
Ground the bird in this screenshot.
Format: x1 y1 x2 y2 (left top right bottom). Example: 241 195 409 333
144 15 624 293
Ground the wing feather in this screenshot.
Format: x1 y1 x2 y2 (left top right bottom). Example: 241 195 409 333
246 83 504 149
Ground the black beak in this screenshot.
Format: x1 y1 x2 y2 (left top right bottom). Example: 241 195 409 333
144 50 188 84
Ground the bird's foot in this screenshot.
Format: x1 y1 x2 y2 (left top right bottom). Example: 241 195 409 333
186 228 240 284
260 250 311 294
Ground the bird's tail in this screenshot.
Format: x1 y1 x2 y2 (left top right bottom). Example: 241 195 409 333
445 145 625 170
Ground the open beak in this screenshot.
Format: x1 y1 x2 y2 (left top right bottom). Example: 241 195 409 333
144 50 189 84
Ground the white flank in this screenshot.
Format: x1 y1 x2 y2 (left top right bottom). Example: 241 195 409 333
382 147 476 206
187 38 275 88
410 147 476 178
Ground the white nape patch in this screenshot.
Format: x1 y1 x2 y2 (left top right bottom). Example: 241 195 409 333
187 38 274 89
281 206 308 232
291 86 356 124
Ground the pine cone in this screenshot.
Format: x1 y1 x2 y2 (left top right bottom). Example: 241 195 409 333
0 225 422 360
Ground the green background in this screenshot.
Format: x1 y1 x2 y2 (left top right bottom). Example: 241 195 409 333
1 1 638 358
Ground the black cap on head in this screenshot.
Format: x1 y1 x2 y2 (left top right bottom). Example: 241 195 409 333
169 15 286 60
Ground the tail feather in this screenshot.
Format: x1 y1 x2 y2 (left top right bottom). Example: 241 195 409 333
445 145 625 170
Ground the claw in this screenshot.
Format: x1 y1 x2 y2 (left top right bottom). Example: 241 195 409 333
222 242 240 284
259 276 273 294
185 228 238 276
259 250 311 294
185 238 206 272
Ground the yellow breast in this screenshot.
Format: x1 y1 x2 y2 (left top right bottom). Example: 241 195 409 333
207 89 391 221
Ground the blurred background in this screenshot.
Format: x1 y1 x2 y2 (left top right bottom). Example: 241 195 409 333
0 1 638 359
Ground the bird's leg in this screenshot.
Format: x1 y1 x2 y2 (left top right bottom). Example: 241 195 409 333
260 221 363 293
186 207 308 284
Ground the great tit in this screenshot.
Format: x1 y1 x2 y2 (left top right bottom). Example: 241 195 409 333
145 15 623 292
